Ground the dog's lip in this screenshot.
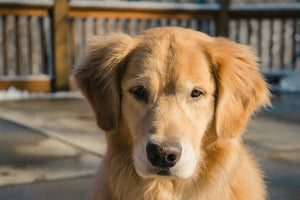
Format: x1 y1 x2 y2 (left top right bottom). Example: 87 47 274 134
156 169 170 176
152 167 171 176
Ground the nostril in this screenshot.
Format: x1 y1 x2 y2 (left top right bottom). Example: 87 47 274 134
166 154 177 162
146 142 161 166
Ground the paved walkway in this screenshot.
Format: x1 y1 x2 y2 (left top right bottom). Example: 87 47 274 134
0 94 299 200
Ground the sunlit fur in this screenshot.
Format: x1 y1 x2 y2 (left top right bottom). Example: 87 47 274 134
75 27 270 200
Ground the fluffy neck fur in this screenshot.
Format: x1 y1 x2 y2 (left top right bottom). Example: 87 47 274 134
102 122 266 200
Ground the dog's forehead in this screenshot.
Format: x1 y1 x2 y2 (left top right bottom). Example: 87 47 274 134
123 31 212 89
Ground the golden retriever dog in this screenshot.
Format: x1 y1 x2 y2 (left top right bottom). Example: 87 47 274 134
75 27 270 200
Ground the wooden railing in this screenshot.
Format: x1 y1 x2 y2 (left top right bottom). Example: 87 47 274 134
68 1 220 71
0 0 299 92
0 1 53 92
228 3 300 83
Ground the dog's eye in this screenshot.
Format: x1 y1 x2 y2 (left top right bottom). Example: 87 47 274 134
129 87 148 102
191 89 203 98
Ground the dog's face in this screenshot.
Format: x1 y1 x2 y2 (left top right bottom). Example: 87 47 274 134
75 27 270 180
121 35 216 178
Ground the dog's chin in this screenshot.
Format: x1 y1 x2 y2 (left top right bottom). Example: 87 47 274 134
134 163 195 180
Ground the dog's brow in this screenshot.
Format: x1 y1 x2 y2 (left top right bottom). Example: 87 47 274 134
122 77 148 93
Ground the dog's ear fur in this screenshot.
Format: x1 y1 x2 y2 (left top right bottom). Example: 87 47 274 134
207 38 271 139
75 33 133 131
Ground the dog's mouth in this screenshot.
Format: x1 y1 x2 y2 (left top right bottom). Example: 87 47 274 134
150 167 185 179
154 168 171 176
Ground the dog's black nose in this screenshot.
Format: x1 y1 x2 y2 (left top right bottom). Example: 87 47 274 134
146 142 182 168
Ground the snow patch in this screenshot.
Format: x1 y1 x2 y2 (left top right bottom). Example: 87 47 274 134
0 87 83 101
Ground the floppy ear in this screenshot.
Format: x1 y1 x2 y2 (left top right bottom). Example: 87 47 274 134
75 33 133 131
207 38 271 139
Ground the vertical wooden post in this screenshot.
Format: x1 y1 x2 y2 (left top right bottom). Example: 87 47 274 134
15 16 21 75
39 17 47 75
216 0 230 37
3 15 8 75
28 16 34 74
52 0 69 91
71 18 77 67
291 19 297 70
269 19 274 71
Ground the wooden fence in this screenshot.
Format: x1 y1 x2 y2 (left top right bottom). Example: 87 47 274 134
0 0 299 92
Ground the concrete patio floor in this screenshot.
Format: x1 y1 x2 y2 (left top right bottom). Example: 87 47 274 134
0 94 299 200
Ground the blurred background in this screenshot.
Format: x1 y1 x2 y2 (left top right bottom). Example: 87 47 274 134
0 0 299 199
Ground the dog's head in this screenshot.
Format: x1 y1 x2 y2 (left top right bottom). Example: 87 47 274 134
75 27 270 179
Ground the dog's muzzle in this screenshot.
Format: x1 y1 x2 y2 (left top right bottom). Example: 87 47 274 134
146 142 182 169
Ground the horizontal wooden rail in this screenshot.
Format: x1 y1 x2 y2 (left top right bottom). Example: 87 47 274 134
0 1 52 16
0 76 79 92
229 3 300 19
0 76 52 92
0 1 53 9
0 9 49 16
69 2 219 19
69 1 219 12
69 10 216 20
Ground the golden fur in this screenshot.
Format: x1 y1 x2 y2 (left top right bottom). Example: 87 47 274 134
75 27 270 200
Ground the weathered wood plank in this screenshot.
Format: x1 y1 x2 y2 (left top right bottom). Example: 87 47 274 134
229 4 300 19
0 77 51 92
69 10 215 20
15 16 21 75
71 18 77 67
52 0 69 91
28 16 34 74
39 17 47 74
0 8 49 16
216 0 230 37
2 15 8 75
